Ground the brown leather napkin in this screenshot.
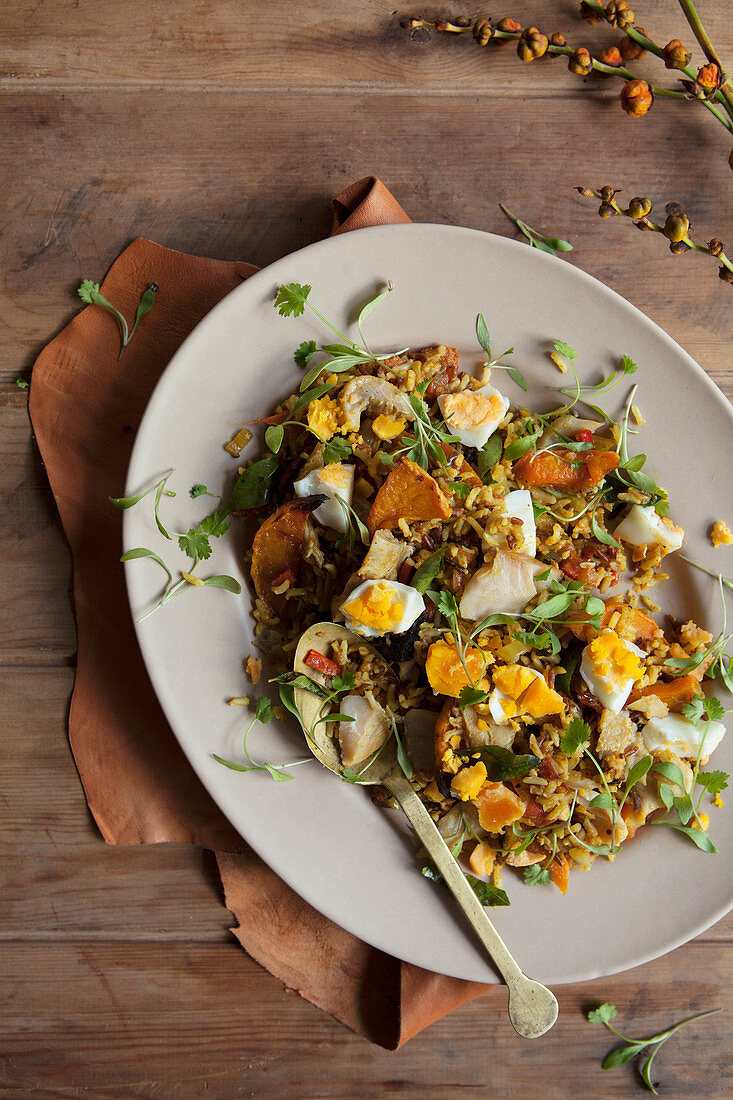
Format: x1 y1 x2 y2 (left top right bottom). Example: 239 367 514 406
29 176 492 1048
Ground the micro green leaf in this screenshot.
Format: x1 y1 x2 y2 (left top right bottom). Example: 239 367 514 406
561 717 591 756
587 1003 618 1026
228 453 279 511
411 548 446 594
295 339 317 368
478 434 503 482
265 424 285 453
476 313 492 358
523 864 552 886
459 745 539 781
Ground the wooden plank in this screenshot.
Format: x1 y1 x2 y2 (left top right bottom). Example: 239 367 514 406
1 91 731 390
0 938 731 1098
1 0 731 94
0 668 230 938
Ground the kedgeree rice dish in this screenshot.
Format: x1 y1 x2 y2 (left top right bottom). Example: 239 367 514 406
234 282 729 903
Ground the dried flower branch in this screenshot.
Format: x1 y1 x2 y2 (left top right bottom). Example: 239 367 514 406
402 2 733 153
577 186 733 284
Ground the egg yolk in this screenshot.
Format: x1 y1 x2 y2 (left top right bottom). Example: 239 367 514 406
587 631 643 683
425 640 489 697
492 664 565 719
442 391 504 429
342 582 403 632
307 397 342 441
319 464 350 491
372 413 406 441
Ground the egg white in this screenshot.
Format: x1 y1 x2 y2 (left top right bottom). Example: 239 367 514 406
488 667 542 724
642 713 726 760
580 632 646 714
293 463 355 533
503 489 537 556
340 579 425 638
614 505 684 553
437 384 509 450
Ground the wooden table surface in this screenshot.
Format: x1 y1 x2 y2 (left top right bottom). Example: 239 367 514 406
2 2 732 1096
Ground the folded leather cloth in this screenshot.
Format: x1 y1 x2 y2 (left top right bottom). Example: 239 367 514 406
29 176 492 1048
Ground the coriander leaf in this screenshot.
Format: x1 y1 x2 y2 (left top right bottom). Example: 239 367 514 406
420 863 442 883
476 312 491 357
295 339 317 368
331 670 357 693
458 686 490 710
229 453 279 511
265 424 284 453
587 1003 618 1026
523 864 552 886
15 377 28 389
478 434 502 482
434 589 459 621
561 717 591 756
621 354 638 375
697 771 729 796
704 696 726 722
77 279 102 304
461 745 539 781
199 505 231 539
178 527 211 561
255 696 275 723
274 282 312 317
323 435 352 465
189 484 209 499
449 479 471 500
680 697 705 725
411 548 445 594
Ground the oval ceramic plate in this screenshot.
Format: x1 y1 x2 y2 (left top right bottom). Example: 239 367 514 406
124 223 733 984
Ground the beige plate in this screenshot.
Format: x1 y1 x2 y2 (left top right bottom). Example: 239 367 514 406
123 223 733 985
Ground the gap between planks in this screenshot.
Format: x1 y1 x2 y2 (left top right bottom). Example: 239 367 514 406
0 79 618 97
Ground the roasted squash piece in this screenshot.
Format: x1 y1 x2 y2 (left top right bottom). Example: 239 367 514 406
250 497 321 614
366 457 451 535
628 673 702 711
515 448 619 490
566 602 660 643
550 856 570 895
472 782 527 831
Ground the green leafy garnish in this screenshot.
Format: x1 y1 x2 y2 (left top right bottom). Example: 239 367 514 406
523 864 552 886
323 435 352 465
477 434 503 482
189 484 211 499
265 424 284 453
457 686 490 710
697 771 729 797
499 204 574 257
587 1003 721 1094
421 863 510 907
213 695 309 782
15 377 28 389
560 717 591 756
411 548 445 594
460 745 540 781
475 312 527 390
78 278 158 360
294 339 317 368
274 283 312 318
229 453 279 511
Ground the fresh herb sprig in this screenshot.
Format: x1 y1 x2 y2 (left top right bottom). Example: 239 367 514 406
475 313 527 391
78 279 158 361
112 471 241 621
213 696 311 781
499 205 574 258
557 353 637 420
587 1002 722 1094
274 282 406 392
420 861 510 907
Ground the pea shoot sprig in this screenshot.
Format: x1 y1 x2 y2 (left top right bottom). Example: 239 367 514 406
498 205 574 258
587 1002 722 1094
111 472 241 621
78 279 158 361
213 696 312 781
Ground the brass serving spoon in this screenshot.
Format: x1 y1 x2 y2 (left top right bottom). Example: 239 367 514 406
293 622 558 1040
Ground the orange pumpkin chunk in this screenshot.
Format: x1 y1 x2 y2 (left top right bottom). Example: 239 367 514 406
628 673 702 711
515 448 619 490
469 841 496 877
472 782 527 831
567 602 660 644
367 457 451 535
250 498 319 614
550 857 570 895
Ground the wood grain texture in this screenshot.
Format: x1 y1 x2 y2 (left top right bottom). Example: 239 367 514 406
3 0 733 1094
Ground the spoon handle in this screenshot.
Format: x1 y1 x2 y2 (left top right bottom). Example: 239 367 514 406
385 771 558 1039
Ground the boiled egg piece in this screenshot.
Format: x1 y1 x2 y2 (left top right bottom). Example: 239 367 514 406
294 463 355 534
580 630 645 714
340 579 424 638
642 712 726 761
489 664 564 724
614 505 684 554
503 489 536 556
437 384 509 450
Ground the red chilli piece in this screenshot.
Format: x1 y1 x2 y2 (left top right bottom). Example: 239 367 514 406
575 428 594 443
304 649 341 679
